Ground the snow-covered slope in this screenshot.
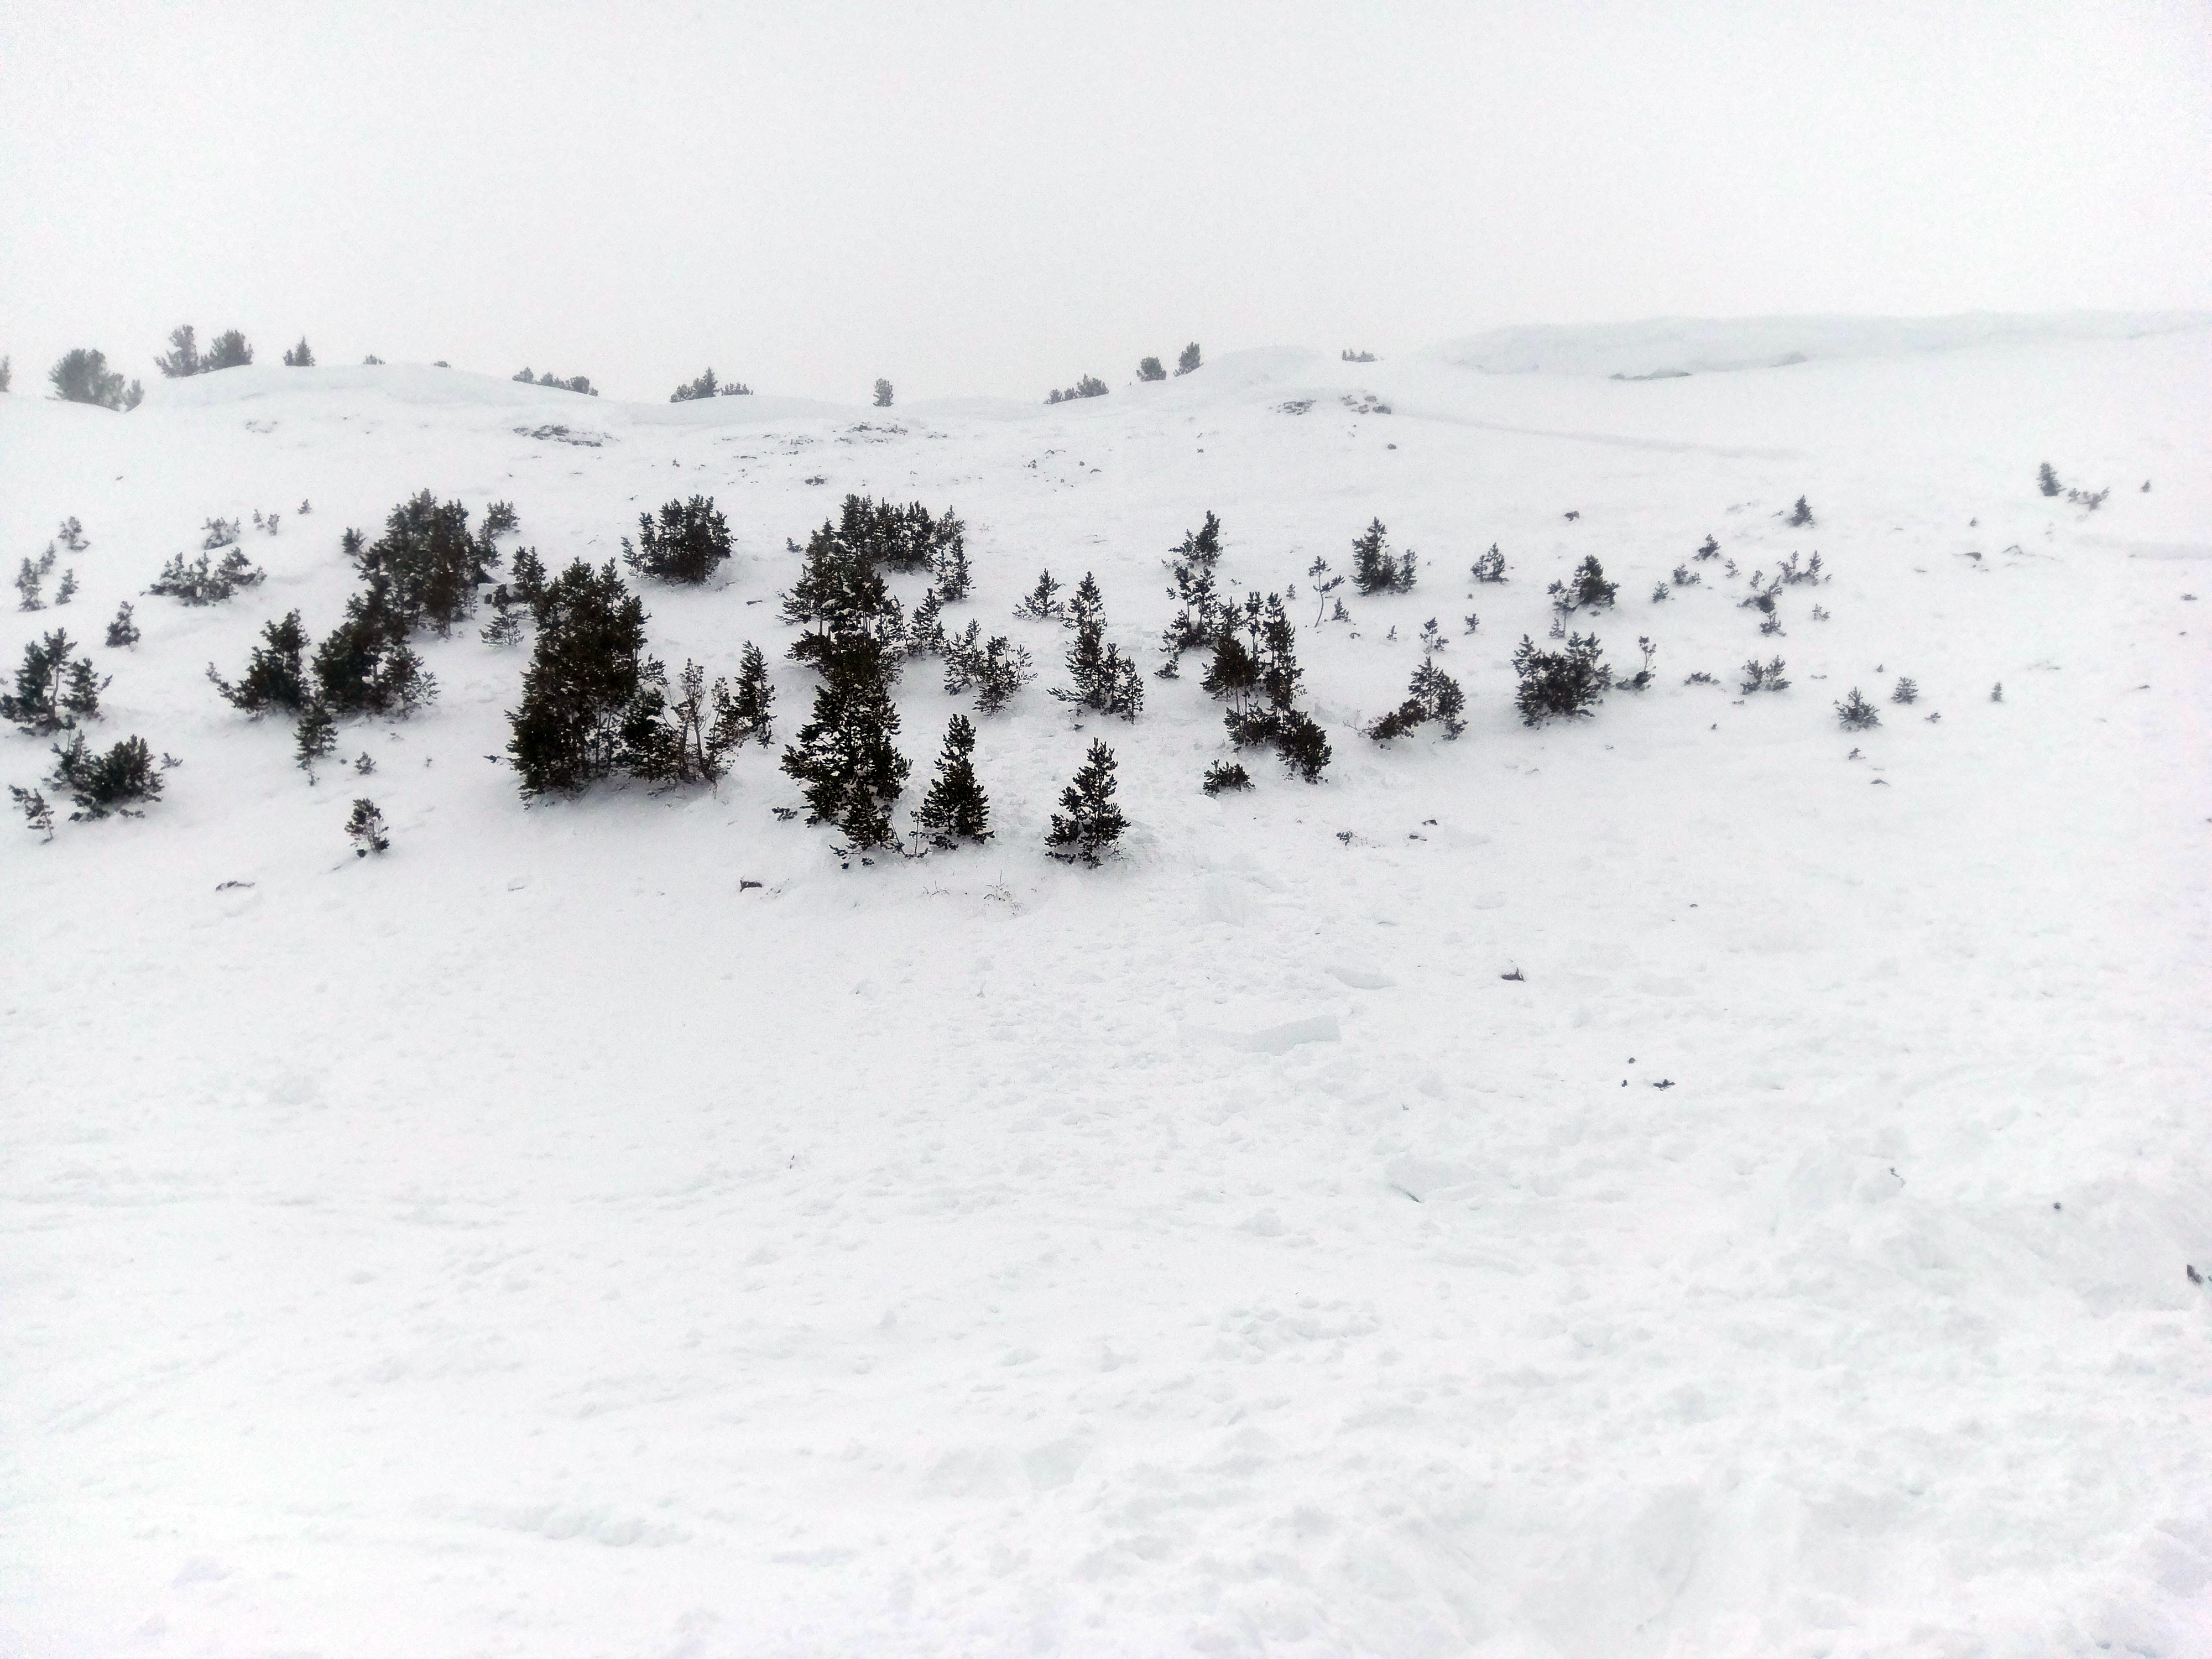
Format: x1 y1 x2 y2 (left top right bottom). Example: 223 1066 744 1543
3 324 2209 1658
1434 310 2212 379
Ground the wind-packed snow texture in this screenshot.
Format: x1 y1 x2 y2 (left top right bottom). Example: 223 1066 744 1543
4 321 2209 1658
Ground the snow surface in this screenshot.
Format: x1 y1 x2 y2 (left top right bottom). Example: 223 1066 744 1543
3 321 2209 1657
1434 310 2212 380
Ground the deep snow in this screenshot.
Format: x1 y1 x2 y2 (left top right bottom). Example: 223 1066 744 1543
3 320 2209 1658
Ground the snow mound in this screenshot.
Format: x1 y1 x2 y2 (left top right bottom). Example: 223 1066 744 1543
1432 310 2212 379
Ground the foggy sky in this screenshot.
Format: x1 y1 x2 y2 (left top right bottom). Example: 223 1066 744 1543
3 0 2207 404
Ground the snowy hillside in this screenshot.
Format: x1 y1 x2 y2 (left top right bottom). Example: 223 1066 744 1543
4 320 2209 1658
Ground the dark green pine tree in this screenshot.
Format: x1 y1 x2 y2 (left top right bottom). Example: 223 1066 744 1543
505 560 654 794
780 637 909 848
3 629 101 733
711 642 775 749
1045 739 1127 866
914 714 990 847
294 698 337 777
208 609 311 713
1159 512 1225 672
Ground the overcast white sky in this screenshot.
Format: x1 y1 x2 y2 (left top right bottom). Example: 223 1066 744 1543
3 1 2206 404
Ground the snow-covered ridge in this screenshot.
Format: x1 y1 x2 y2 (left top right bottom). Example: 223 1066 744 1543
1433 310 2212 379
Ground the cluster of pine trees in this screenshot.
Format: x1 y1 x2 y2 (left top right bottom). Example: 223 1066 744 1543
1156 513 1332 783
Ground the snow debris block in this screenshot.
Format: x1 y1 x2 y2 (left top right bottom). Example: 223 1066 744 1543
1239 1015 1340 1053
1329 964 1396 990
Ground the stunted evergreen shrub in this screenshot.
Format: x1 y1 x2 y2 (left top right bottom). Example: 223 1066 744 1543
282 337 315 367
1176 342 1202 375
208 611 310 714
1350 519 1416 594
1046 375 1109 404
1014 568 1065 622
942 624 1034 714
1470 544 1506 583
346 799 390 854
1053 573 1144 721
1547 555 1618 613
625 659 773 786
50 732 162 819
1159 512 1227 675
49 349 142 410
1835 688 1880 729
1511 633 1610 724
1368 658 1467 742
3 630 104 733
1138 357 1167 382
623 495 733 585
342 490 500 637
1203 592 1332 782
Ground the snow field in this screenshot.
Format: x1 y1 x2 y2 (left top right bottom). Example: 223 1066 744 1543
3 322 2209 1656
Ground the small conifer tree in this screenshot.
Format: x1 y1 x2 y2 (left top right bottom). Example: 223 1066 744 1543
1471 544 1506 583
16 547 52 610
1176 342 1202 375
346 799 390 854
208 610 311 714
942 626 1034 714
1548 555 1618 613
105 601 140 649
2037 463 2062 498
1045 740 1126 865
10 785 55 841
1351 519 1416 594
1160 513 1227 672
1201 760 1251 795
50 732 162 818
623 495 733 584
914 714 991 846
1740 656 1790 693
506 560 651 794
3 629 103 733
283 337 315 367
1014 568 1065 622
48 349 140 410
149 548 266 606
1787 495 1814 527
1511 633 1610 724
156 325 202 378
294 699 337 777
1138 356 1166 382
479 586 524 645
624 659 752 787
873 379 894 408
716 643 776 749
780 637 909 847
205 330 253 370
1368 656 1467 742
1835 688 1881 728
509 546 547 606
1054 573 1144 721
